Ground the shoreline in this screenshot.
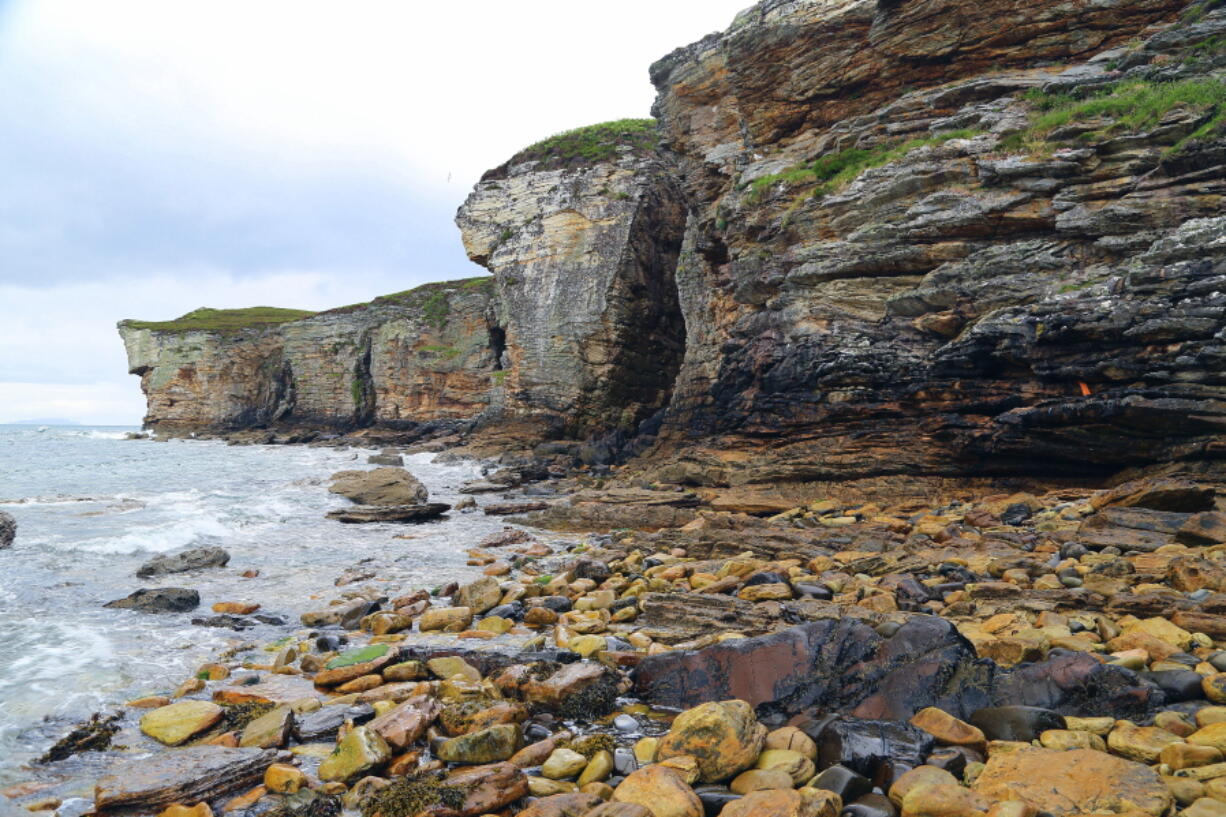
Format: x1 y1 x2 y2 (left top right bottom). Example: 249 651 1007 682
6 436 1226 817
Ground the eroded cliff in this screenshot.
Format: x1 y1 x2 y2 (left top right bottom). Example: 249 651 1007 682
120 0 1226 491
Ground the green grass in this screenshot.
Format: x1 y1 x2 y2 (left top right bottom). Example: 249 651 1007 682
420 344 462 359
746 129 983 202
507 119 658 170
1005 78 1226 154
122 306 316 334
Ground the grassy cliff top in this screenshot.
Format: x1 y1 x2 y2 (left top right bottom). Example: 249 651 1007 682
319 276 495 327
484 119 659 180
121 306 317 334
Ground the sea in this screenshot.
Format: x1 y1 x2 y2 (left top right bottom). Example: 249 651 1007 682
0 424 518 789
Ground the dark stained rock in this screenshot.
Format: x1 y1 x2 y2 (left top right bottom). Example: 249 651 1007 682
634 618 1160 721
816 718 933 790
104 587 199 613
842 792 898 817
293 704 375 743
136 546 230 577
326 503 450 523
484 501 550 516
0 510 15 549
93 746 276 812
808 764 874 803
967 706 1066 743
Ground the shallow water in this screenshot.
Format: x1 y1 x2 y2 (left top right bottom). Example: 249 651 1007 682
0 425 517 787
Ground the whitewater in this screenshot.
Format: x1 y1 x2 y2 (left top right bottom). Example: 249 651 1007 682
0 425 509 786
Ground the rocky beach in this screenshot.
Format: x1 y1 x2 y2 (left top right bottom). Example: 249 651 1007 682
6 0 1226 815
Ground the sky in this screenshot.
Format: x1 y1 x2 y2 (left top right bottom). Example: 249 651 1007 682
0 0 750 424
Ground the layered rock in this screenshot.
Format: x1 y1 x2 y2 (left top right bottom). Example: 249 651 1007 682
119 278 500 435
641 0 1226 485
456 130 688 437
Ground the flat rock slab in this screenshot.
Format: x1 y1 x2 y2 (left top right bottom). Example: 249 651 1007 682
94 746 277 813
104 588 199 613
213 674 318 706
329 467 428 506
136 546 230 578
484 501 550 516
326 503 450 523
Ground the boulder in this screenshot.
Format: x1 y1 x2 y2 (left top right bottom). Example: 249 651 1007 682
444 761 529 814
720 788 842 817
437 723 523 764
612 765 703 817
657 700 766 783
0 510 15 548
136 546 230 577
328 467 428 505
94 747 276 813
972 746 1172 816
317 725 390 782
368 696 441 749
454 576 503 615
105 587 200 613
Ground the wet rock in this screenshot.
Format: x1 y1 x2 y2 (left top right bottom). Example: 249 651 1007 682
328 467 428 505
756 749 815 786
522 661 620 718
972 746 1171 816
0 510 14 548
105 587 200 613
444 761 529 814
238 704 293 749
369 695 441 749
293 703 374 742
326 502 450 523
313 644 392 686
842 793 897 817
38 711 123 762
301 598 374 629
517 792 606 817
317 725 390 782
214 674 317 706
139 700 223 746
968 706 1065 743
454 576 503 615
613 765 704 817
437 723 522 764
485 501 550 516
808 765 873 803
136 546 230 577
543 747 590 779
908 708 985 749
816 718 933 788
94 746 276 813
419 606 474 632
723 788 842 817
887 766 957 807
657 700 767 782
899 782 989 817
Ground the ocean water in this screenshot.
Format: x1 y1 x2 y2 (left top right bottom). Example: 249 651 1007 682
0 425 516 787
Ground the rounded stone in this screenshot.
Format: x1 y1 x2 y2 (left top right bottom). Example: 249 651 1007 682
139 700 223 746
656 699 767 783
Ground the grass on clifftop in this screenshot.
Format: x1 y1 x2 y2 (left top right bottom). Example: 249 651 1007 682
745 129 983 203
123 307 316 333
1006 78 1226 153
321 276 495 329
503 119 659 171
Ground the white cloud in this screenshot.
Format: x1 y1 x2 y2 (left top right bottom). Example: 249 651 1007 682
0 0 752 423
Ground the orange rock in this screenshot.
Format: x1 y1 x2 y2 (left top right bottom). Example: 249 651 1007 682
720 788 841 817
158 804 213 817
222 785 265 812
335 674 384 694
211 602 259 615
264 763 306 794
972 746 1171 816
126 695 171 709
910 708 986 750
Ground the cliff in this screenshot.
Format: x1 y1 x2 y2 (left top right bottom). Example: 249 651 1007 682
119 279 500 435
120 0 1226 490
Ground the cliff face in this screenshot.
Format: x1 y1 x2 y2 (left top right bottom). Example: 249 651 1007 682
120 0 1226 488
456 143 687 437
640 0 1226 485
119 280 500 435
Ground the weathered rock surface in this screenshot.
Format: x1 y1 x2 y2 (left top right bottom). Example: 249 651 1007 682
329 467 429 506
0 510 15 549
104 587 200 613
136 546 230 577
634 617 1159 720
119 278 500 435
972 745 1172 815
326 503 450 524
93 747 276 813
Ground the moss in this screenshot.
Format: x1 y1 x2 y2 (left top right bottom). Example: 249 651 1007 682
565 733 616 758
39 712 122 763
491 370 510 384
557 675 620 720
325 644 389 670
264 794 342 817
1009 78 1226 155
420 291 451 329
496 119 658 175
320 276 494 318
746 129 984 202
122 306 315 334
420 344 462 360
219 701 275 732
360 773 466 817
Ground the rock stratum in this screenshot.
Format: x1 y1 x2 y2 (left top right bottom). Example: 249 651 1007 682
120 0 1226 491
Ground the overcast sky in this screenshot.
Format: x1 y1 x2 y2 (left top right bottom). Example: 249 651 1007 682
0 0 749 424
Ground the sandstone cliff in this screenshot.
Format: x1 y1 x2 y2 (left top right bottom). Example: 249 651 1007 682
120 0 1226 491
119 279 500 435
